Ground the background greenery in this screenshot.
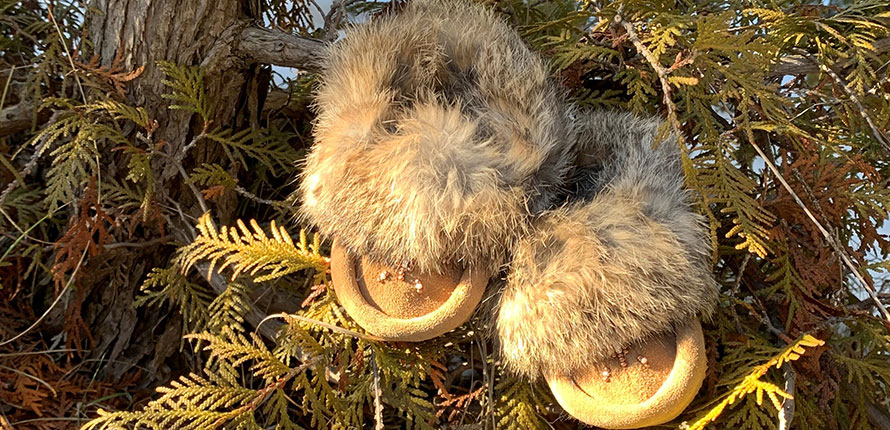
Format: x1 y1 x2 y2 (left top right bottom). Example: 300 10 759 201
1 0 889 429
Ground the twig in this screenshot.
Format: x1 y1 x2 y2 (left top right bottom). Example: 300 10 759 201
258 312 384 342
846 381 890 430
0 244 85 347
46 3 86 102
190 261 283 341
730 254 751 297
818 60 890 156
175 132 207 165
173 160 209 213
745 131 890 322
163 131 210 213
322 0 357 42
777 363 796 430
769 37 890 77
234 186 288 207
0 348 77 357
103 238 167 250
472 325 496 430
162 131 209 214
0 364 57 396
371 353 384 430
610 9 685 143
211 358 319 428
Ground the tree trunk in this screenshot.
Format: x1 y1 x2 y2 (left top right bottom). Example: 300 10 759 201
78 0 254 382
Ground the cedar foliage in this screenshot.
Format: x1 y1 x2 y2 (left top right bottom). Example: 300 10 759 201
1 0 890 429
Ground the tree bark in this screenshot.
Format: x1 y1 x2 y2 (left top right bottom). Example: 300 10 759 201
80 0 256 381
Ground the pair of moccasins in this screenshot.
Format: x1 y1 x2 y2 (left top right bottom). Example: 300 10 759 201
298 1 718 428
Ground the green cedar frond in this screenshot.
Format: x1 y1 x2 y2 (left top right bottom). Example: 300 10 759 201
762 253 806 330
178 213 329 283
187 328 291 382
696 143 776 258
135 265 215 335
494 375 551 430
0 186 43 228
382 383 435 430
205 282 253 334
159 61 213 122
189 163 238 189
25 98 140 211
82 372 259 430
86 99 154 131
204 127 301 174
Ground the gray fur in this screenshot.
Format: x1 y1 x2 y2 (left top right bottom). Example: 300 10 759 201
299 0 574 273
299 0 718 381
496 110 718 378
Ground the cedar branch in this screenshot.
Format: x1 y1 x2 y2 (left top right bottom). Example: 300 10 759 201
745 131 890 323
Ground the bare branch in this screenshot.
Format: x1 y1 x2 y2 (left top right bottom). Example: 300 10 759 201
0 101 37 137
819 61 890 155
769 37 890 77
778 363 796 430
610 10 685 144
372 355 384 430
237 27 326 72
322 0 358 42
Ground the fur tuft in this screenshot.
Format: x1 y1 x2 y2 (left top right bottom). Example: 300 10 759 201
496 110 718 378
299 0 573 273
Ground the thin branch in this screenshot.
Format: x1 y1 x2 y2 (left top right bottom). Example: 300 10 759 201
0 348 77 357
818 60 890 155
372 354 384 430
258 312 383 342
777 363 796 430
0 364 57 396
610 9 685 144
322 0 358 42
730 254 751 297
175 132 207 165
745 131 890 322
46 4 86 102
161 134 210 214
192 261 281 341
173 159 209 214
212 358 319 428
847 381 890 430
236 27 326 72
769 37 890 77
103 238 167 250
0 245 84 347
234 186 288 208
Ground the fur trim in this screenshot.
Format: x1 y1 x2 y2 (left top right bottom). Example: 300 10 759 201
496 110 718 378
299 0 573 273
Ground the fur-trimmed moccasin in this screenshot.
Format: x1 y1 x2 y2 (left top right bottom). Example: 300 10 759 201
497 110 718 428
300 0 573 341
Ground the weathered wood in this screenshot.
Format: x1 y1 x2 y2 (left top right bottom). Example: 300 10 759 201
236 27 327 73
0 102 35 138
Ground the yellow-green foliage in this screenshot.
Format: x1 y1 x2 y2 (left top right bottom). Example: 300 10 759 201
688 335 825 430
178 213 328 284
